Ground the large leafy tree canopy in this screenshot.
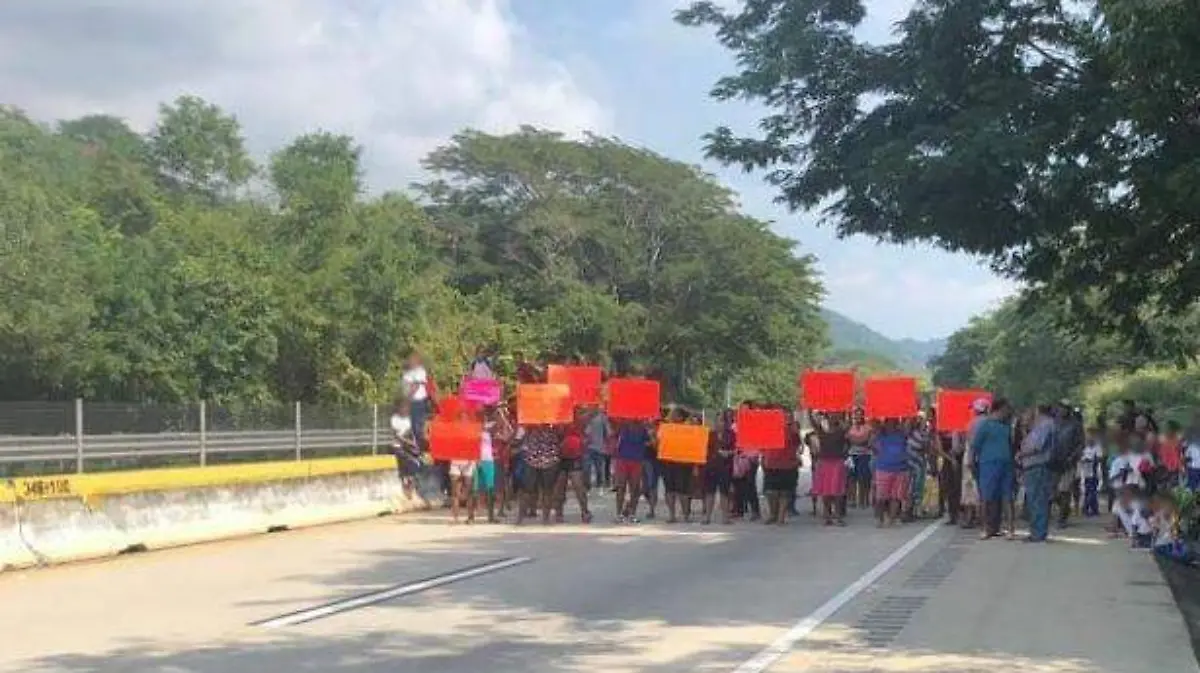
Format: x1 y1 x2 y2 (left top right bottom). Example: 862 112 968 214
678 0 1200 354
929 294 1200 408
0 100 825 407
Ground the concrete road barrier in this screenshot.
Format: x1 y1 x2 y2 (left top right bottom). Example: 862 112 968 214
0 499 38 570
0 456 432 570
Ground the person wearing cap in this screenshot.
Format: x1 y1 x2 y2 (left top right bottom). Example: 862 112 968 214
1053 402 1085 529
956 397 990 529
972 397 1016 539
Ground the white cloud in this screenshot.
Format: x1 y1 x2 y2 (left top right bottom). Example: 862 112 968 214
0 0 611 187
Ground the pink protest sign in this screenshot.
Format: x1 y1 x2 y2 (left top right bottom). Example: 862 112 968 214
460 377 502 406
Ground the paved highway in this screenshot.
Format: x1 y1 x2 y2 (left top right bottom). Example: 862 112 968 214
0 494 1194 673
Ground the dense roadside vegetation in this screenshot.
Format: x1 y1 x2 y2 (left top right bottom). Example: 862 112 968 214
680 0 1200 419
929 298 1200 422
0 99 828 408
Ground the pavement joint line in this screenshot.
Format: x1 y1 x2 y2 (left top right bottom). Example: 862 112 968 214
250 556 534 629
731 522 941 673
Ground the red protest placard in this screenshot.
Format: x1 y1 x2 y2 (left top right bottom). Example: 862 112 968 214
936 389 991 432
800 370 856 412
516 384 573 425
429 419 483 461
436 395 469 420
736 408 787 451
547 365 603 407
863 377 919 419
657 423 709 465
606 378 661 420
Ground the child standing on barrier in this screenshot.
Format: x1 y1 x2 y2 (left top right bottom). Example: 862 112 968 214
390 398 422 502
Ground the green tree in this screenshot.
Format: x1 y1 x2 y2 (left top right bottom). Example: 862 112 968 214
928 318 992 390
150 95 254 197
419 128 826 405
0 109 118 400
678 0 1200 353
0 102 828 411
929 297 1157 406
84 207 280 402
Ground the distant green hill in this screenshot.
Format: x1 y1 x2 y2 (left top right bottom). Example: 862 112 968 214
820 309 946 372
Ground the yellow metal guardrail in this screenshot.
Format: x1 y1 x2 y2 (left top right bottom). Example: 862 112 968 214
0 455 395 504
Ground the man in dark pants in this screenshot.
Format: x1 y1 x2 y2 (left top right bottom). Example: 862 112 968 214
937 431 962 524
1053 403 1085 528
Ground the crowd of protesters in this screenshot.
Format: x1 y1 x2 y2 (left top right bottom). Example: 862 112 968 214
386 351 1197 554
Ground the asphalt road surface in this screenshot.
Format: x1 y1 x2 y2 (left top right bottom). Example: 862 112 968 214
0 491 1194 673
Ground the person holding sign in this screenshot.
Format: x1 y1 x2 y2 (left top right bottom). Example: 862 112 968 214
613 420 653 523
516 424 562 525
476 405 513 524
846 408 873 509
555 410 593 524
873 419 911 527
660 408 701 524
808 409 850 526
449 425 478 525
702 419 735 525
762 406 801 526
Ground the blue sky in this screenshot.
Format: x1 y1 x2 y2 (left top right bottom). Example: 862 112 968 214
0 0 1015 340
505 0 1016 340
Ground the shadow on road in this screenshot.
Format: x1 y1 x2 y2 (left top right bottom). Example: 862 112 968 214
9 508 1139 672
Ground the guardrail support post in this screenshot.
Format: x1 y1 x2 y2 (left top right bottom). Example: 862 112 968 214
74 398 84 474
294 401 302 461
199 400 207 467
371 404 379 455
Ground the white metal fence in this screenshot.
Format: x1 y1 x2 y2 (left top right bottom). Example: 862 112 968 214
0 400 383 477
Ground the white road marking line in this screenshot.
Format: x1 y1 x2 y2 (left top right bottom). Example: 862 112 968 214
733 522 942 673
254 556 533 629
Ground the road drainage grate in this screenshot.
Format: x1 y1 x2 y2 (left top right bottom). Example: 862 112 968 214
857 595 929 648
843 528 977 650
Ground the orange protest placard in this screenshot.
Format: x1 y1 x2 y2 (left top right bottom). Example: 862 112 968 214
429 419 483 461
516 383 573 425
936 389 991 432
606 378 661 420
736 408 787 451
863 377 919 419
800 370 856 412
657 423 709 465
547 365 603 406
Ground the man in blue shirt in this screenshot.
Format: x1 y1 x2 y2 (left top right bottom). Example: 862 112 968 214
971 397 1015 539
1018 404 1058 542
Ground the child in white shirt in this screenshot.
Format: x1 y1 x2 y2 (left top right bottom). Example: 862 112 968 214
390 399 421 500
1149 494 1178 549
1079 429 1104 517
1110 486 1146 541
1109 437 1152 493
1185 440 1200 490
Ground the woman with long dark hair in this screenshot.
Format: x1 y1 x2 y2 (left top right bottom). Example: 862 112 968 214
809 409 849 526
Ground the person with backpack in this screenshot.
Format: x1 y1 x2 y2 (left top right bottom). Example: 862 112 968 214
1052 403 1085 528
